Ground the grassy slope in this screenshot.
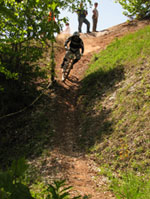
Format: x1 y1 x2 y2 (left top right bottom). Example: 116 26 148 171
78 25 150 174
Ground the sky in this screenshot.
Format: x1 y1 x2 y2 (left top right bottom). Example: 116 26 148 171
61 0 128 34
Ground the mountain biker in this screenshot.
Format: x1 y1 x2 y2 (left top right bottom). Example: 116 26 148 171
61 31 84 70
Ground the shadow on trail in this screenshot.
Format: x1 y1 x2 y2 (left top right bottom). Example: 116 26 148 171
0 80 80 167
0 65 124 168
75 65 125 152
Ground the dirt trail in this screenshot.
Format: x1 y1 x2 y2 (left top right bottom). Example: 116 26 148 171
38 20 150 198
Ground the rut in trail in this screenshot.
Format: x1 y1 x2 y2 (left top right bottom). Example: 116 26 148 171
43 56 114 198
34 20 150 199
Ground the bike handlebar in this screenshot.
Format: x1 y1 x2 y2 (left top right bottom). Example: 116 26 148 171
65 47 83 56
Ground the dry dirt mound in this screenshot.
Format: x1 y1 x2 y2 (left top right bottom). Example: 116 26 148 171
33 19 150 199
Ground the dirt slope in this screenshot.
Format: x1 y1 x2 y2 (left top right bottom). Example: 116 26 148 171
32 19 150 199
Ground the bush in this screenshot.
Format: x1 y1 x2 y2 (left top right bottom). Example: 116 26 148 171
0 158 33 199
116 0 150 19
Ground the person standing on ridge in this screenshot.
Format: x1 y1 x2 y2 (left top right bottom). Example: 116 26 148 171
92 2 99 32
77 3 91 33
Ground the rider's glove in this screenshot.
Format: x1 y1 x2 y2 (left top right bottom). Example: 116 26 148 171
65 46 68 50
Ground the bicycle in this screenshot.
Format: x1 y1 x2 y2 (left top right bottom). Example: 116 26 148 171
61 49 76 82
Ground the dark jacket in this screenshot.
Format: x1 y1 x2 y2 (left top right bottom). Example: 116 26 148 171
77 9 88 18
65 36 84 54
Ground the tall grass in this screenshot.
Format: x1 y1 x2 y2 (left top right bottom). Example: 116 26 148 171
110 172 150 199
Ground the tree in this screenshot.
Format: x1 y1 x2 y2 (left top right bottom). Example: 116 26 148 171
0 0 92 116
116 0 150 19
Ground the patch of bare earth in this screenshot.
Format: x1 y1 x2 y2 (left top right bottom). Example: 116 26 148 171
31 20 150 198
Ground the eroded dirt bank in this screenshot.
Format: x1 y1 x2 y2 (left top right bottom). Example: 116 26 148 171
31 19 150 198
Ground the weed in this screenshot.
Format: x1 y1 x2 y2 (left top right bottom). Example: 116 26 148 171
110 172 150 199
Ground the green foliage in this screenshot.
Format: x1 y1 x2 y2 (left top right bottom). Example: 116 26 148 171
116 0 150 19
110 172 150 199
31 180 82 199
0 158 33 199
0 158 82 199
0 0 92 116
45 180 81 199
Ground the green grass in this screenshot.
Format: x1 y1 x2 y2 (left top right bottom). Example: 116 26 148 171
79 26 150 110
86 26 150 76
78 25 150 173
110 171 150 199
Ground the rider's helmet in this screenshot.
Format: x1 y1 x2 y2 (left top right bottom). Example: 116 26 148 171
73 31 80 41
73 31 80 37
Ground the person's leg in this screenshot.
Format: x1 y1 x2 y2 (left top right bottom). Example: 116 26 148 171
71 50 81 68
83 18 90 33
61 50 71 68
61 58 67 68
93 18 97 32
71 58 78 69
78 17 84 33
92 17 95 32
95 18 98 31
